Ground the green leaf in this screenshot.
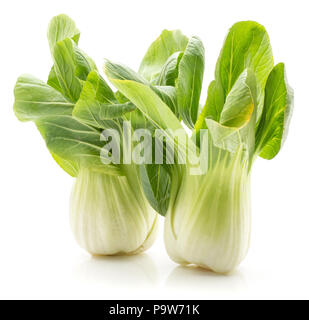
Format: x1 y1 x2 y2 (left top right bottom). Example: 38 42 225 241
152 85 177 115
194 80 224 132
14 74 74 122
255 63 294 159
73 71 136 128
105 60 146 83
52 39 97 102
52 38 84 102
107 78 184 133
104 60 177 114
206 119 245 153
125 108 156 132
51 152 79 177
197 21 274 130
139 30 188 82
14 75 120 176
176 36 205 128
104 63 157 132
105 77 196 167
157 51 183 86
105 64 177 215
47 66 63 93
206 69 257 157
140 164 171 216
220 69 256 128
36 115 121 175
47 14 80 54
139 135 173 216
85 71 115 105
47 15 96 99
13 74 80 176
74 47 97 81
115 90 129 103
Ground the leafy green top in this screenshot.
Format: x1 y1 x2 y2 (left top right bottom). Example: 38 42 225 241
13 15 293 216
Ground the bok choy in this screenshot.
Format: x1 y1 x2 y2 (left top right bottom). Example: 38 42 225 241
13 14 293 272
13 14 162 255
106 21 293 273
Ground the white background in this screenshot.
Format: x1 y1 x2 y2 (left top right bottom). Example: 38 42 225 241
0 0 308 300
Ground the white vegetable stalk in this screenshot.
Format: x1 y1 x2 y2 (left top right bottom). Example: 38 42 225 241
164 148 251 273
71 167 158 255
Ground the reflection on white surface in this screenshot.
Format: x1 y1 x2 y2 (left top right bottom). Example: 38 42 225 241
73 253 159 287
166 265 248 293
